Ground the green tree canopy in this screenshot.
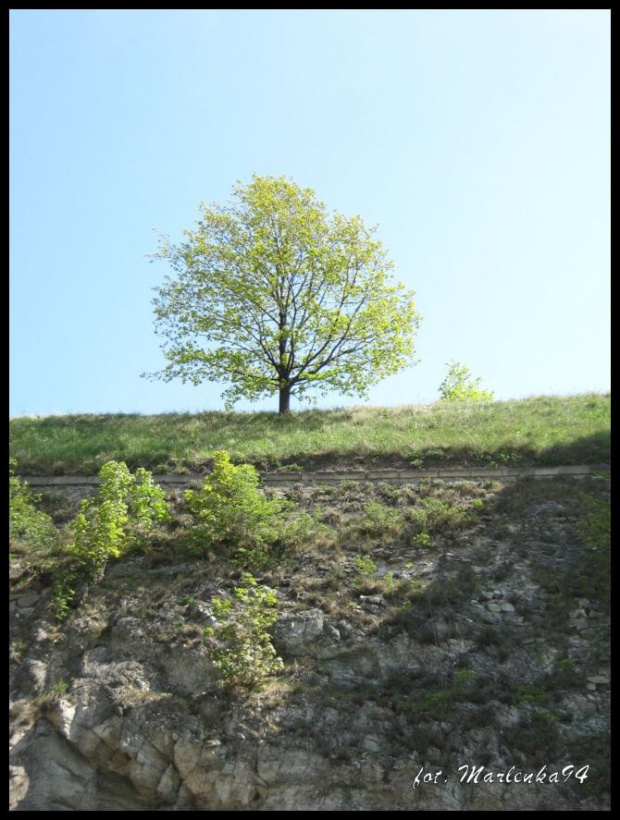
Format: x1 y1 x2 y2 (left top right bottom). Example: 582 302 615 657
146 175 421 413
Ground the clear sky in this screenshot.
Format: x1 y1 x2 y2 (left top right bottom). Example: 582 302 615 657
9 9 610 416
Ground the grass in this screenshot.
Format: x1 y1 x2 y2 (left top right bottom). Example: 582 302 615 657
9 393 609 476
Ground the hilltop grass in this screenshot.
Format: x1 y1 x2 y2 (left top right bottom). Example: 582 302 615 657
9 393 609 476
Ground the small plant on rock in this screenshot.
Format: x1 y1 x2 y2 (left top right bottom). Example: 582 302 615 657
204 573 283 687
354 554 378 580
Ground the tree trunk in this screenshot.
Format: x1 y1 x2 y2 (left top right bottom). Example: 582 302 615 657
279 384 291 414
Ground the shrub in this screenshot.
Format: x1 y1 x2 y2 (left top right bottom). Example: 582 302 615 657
354 554 378 578
9 459 58 557
438 361 494 402
411 532 432 549
204 573 283 687
184 450 289 565
70 461 171 578
53 461 170 619
130 467 173 535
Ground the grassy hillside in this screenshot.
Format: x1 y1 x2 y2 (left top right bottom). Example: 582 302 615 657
9 393 610 476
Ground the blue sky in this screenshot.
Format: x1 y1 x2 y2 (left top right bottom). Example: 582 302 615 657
10 9 610 416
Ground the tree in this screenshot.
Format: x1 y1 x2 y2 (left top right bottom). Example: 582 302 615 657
145 175 421 413
438 361 494 402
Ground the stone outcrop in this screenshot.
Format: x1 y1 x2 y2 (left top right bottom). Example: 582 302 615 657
9 476 610 811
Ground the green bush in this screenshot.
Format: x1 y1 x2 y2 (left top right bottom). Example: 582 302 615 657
411 532 432 549
184 450 289 565
70 461 171 577
9 459 58 557
354 554 378 578
131 467 173 534
204 572 283 687
54 461 170 619
438 361 494 403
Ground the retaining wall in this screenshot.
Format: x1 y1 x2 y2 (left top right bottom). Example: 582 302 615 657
21 463 607 491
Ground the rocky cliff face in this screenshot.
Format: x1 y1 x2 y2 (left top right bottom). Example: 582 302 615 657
9 476 610 811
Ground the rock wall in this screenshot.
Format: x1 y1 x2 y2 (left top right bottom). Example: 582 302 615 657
9 476 610 811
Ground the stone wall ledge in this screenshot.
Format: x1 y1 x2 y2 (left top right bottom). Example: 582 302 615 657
20 464 608 489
